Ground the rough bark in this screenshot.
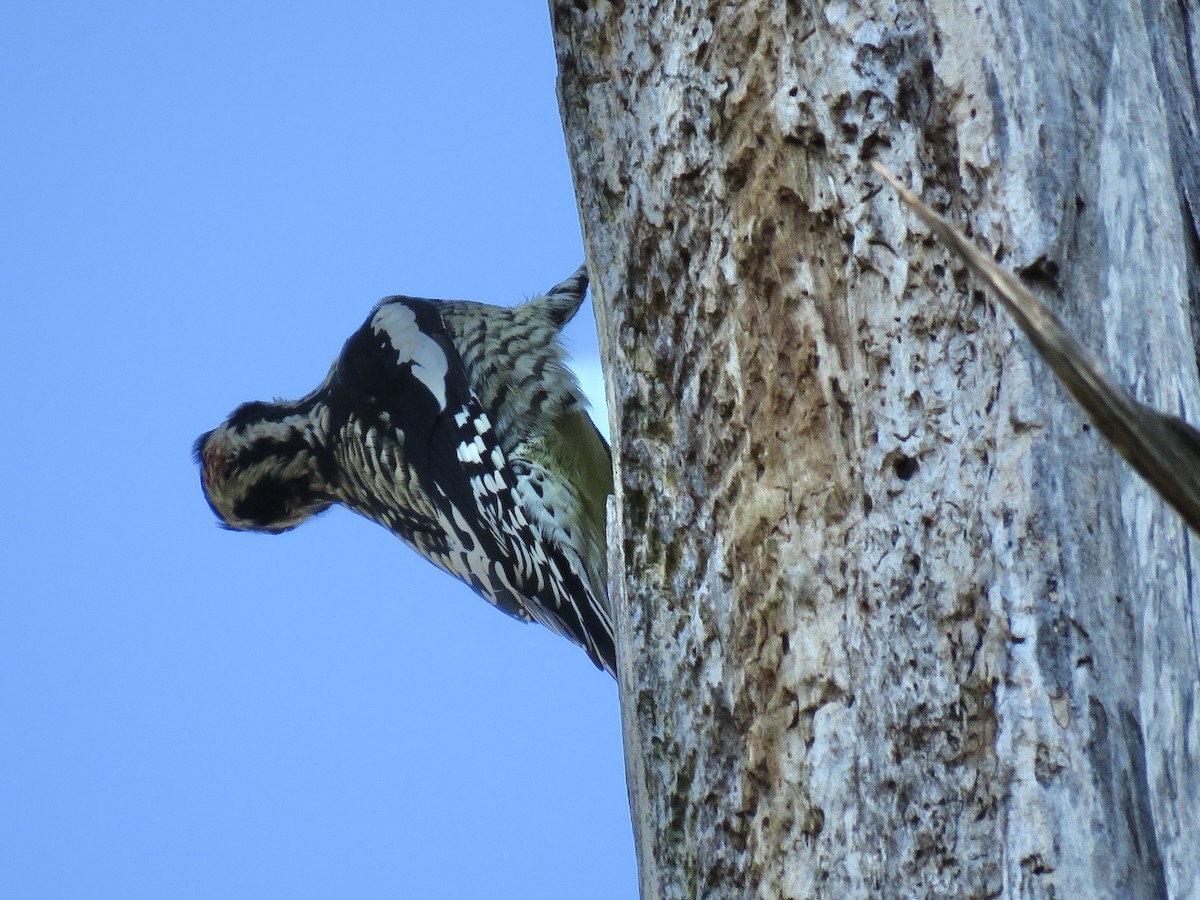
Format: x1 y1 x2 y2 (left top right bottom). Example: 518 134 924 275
552 1 1200 898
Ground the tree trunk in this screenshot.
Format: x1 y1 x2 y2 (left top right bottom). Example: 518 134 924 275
550 1 1200 897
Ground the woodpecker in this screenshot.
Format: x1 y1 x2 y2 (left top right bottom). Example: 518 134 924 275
194 266 616 675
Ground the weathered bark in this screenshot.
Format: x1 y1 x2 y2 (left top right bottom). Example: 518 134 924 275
877 162 1200 536
551 1 1200 898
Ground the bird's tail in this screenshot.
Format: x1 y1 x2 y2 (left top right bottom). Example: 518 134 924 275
539 264 589 329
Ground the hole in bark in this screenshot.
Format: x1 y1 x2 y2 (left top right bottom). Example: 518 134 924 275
1017 255 1060 290
726 162 749 193
804 806 825 836
893 454 919 480
859 131 889 159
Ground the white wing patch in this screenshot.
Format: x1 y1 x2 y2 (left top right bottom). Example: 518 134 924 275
371 303 449 409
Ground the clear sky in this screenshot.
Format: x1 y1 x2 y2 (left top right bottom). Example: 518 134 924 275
2 4 635 898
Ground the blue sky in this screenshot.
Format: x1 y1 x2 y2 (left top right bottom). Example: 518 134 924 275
2 4 634 898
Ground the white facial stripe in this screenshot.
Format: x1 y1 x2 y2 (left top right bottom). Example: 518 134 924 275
371 303 449 410
215 413 310 454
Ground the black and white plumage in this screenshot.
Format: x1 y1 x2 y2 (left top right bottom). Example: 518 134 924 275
194 266 616 675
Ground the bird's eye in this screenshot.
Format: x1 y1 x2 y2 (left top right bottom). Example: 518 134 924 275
233 475 306 531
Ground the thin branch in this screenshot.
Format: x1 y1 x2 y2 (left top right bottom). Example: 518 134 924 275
874 161 1200 535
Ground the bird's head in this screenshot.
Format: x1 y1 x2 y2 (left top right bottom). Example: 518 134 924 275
194 401 333 533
